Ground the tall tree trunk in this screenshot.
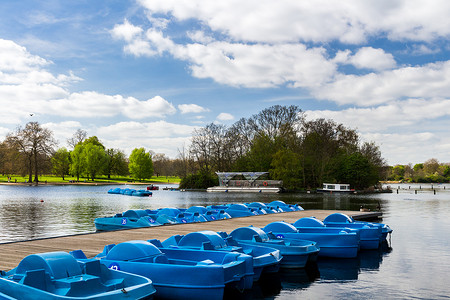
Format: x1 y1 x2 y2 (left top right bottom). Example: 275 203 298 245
27 155 33 183
33 149 39 184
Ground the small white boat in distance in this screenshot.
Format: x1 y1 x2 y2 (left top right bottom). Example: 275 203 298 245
317 183 355 194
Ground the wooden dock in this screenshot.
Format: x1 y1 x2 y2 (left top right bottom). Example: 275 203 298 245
0 210 381 271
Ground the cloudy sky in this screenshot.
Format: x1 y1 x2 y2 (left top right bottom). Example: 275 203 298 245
0 0 449 165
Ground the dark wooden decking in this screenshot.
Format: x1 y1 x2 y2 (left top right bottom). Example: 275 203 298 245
0 210 381 271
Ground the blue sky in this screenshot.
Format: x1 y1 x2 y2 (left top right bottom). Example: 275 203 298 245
0 0 449 165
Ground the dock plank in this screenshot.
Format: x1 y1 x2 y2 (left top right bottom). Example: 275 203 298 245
0 210 379 270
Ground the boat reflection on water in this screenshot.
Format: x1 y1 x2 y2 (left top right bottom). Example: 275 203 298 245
224 272 283 300
223 243 391 299
318 242 392 280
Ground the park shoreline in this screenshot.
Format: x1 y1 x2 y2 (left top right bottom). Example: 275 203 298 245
0 181 169 186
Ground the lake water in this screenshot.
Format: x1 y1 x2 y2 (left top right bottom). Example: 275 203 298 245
1 183 449 299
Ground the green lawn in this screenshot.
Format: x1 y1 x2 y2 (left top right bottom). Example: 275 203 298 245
0 174 180 184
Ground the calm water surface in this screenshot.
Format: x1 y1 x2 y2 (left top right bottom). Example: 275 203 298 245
1 183 449 299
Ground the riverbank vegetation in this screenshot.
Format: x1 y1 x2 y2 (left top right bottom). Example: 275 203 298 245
4 105 439 189
179 105 386 190
0 123 182 184
386 158 450 183
0 174 180 185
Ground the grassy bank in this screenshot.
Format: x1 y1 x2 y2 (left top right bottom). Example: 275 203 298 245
0 175 181 185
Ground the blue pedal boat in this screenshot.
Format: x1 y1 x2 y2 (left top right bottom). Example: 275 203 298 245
72 240 248 300
246 202 278 214
107 187 122 194
267 201 304 212
224 226 320 268
225 204 259 218
132 190 153 197
204 209 232 221
323 213 393 241
0 251 156 300
322 214 383 249
185 205 231 220
175 212 208 223
107 188 152 197
94 209 161 231
162 230 281 284
266 219 360 258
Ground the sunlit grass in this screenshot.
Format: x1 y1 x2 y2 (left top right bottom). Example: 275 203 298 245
0 174 180 184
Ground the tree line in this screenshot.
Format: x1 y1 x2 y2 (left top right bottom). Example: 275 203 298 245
0 105 387 189
386 158 450 183
0 124 181 183
180 105 386 190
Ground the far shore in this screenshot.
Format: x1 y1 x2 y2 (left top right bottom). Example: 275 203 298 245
0 181 178 186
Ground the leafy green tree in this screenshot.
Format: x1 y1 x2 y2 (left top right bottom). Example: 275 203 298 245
82 136 105 149
105 148 128 179
129 148 154 181
241 133 277 172
70 144 85 181
334 152 379 189
390 165 406 181
84 143 107 181
52 148 70 180
413 163 424 172
270 148 302 189
179 170 217 189
300 119 359 188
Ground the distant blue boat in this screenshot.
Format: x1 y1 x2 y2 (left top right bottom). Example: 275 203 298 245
323 213 393 241
95 209 160 231
0 251 156 299
246 202 278 214
161 230 282 283
224 226 320 268
71 240 249 300
107 187 122 194
265 219 360 258
107 188 152 197
267 200 304 212
225 204 259 218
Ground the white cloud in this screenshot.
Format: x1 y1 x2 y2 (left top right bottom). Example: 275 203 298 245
43 121 83 147
306 98 450 132
111 19 143 42
96 121 198 157
409 44 440 55
0 38 50 71
46 92 176 119
361 132 448 165
187 31 215 43
216 113 234 121
313 61 450 106
137 0 450 44
0 126 10 140
0 39 176 123
178 104 209 114
345 47 396 71
112 23 337 88
305 99 450 164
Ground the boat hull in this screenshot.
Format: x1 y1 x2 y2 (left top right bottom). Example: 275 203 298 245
0 252 156 300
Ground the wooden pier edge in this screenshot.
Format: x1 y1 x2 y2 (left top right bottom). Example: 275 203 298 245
0 210 381 271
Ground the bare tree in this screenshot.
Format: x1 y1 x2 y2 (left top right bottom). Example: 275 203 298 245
153 153 169 177
248 105 304 140
67 129 87 149
6 122 56 183
189 123 232 173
